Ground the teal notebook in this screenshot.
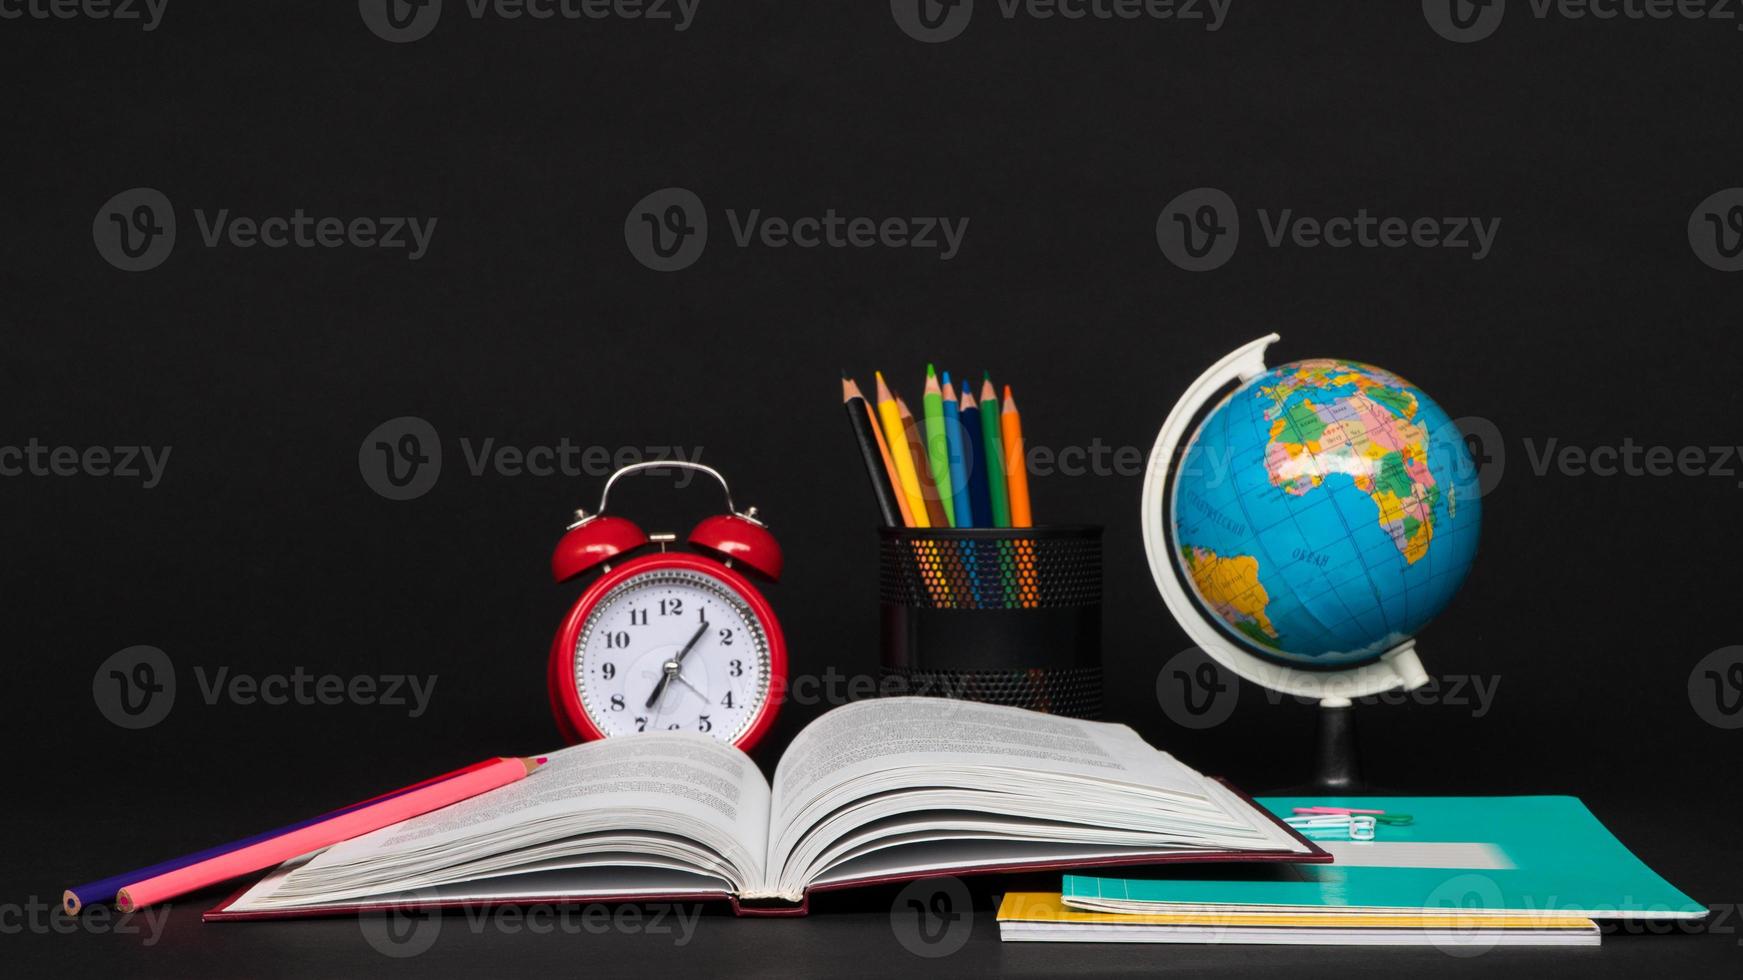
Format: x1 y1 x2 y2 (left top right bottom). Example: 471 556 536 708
1064 796 1705 921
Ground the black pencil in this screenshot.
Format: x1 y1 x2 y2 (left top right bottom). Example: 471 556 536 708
842 374 905 527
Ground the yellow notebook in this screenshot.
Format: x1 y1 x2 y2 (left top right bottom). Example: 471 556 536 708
997 893 1600 946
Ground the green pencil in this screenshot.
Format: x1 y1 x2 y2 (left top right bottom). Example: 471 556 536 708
980 374 1010 528
922 364 956 527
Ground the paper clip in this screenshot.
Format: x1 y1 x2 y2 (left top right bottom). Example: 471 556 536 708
1284 814 1378 841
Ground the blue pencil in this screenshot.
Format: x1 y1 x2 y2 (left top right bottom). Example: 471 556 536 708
62 758 491 914
961 389 993 531
942 372 973 528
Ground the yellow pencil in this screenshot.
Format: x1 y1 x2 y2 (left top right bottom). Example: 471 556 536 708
875 372 929 528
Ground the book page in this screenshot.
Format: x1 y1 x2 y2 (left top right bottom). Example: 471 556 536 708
773 698 1207 820
766 698 1219 870
236 734 771 909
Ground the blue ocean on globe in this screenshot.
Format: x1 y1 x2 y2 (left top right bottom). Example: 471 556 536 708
1170 359 1482 668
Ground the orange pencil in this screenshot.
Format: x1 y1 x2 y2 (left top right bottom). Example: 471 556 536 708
898 396 949 529
1001 385 1032 527
115 756 545 912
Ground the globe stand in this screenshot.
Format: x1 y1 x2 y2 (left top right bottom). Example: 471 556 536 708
1311 699 1362 793
1141 335 1432 794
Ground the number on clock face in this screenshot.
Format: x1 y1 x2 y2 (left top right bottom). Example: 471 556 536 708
575 568 770 744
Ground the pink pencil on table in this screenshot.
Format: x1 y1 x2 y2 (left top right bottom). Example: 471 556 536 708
115 755 546 912
1293 806 1385 816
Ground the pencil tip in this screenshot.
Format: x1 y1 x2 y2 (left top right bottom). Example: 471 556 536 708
926 362 936 377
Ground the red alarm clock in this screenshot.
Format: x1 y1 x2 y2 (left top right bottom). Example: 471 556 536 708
547 461 787 752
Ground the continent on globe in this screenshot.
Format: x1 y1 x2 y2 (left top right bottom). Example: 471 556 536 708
1258 359 1450 565
1177 545 1281 650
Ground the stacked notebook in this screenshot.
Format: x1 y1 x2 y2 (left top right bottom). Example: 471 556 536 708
999 795 1704 946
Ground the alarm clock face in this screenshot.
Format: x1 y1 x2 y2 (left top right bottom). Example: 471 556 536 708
573 566 773 745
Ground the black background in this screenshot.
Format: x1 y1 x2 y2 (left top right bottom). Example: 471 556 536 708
5 1 1742 975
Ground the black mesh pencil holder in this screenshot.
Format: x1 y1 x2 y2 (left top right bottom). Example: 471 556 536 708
877 525 1104 719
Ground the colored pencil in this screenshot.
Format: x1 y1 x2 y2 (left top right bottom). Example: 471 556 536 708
62 757 498 915
1002 385 1038 608
921 365 955 527
1002 384 1032 528
941 373 973 528
843 375 906 527
865 400 914 528
875 372 929 528
115 756 545 912
980 376 1011 528
898 396 948 529
960 391 993 532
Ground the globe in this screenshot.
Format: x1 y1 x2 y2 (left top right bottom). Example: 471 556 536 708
1169 358 1481 669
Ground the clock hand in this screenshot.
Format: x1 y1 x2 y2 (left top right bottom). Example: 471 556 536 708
673 620 709 667
645 621 710 710
673 672 707 700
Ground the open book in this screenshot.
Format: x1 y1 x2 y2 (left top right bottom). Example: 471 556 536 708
208 699 1323 918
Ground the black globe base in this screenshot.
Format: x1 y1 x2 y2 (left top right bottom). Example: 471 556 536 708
1267 701 1396 797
